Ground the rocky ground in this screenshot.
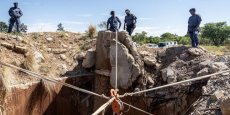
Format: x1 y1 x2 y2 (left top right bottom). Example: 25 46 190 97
0 32 95 86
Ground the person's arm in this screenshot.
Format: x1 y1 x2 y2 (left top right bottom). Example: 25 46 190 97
124 17 126 30
8 8 14 17
19 9 23 17
133 15 137 24
107 18 110 30
117 17 121 29
195 15 202 31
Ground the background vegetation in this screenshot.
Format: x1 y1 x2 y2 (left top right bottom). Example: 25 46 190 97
132 22 230 47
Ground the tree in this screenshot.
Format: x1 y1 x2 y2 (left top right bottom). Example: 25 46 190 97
132 31 148 44
160 32 178 41
98 21 107 30
201 22 230 46
0 21 8 32
57 23 65 31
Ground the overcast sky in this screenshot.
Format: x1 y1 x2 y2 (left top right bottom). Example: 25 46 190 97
0 0 230 36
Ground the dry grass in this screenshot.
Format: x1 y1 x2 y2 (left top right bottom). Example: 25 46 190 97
86 24 97 38
201 45 226 55
23 52 39 72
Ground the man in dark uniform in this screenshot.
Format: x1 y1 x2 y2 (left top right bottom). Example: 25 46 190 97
124 9 137 36
107 11 121 32
8 2 23 33
188 8 202 47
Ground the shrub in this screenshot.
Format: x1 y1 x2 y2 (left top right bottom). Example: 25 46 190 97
86 24 97 38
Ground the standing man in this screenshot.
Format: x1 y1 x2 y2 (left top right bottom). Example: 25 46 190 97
124 9 137 36
8 2 23 33
107 11 121 32
188 8 202 47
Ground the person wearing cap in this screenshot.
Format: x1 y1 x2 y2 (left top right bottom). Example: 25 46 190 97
107 11 121 32
188 8 202 47
8 2 23 33
124 9 137 36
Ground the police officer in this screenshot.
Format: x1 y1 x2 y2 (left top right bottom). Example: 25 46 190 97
107 11 121 32
8 2 23 33
188 8 202 47
124 9 137 36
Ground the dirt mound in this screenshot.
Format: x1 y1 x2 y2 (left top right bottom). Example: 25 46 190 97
137 46 230 115
0 32 95 86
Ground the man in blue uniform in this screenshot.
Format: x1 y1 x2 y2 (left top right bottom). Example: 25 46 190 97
188 8 202 47
8 2 23 33
124 9 137 36
107 11 121 32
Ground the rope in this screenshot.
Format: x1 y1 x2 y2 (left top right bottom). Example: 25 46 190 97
0 61 109 99
120 70 230 97
122 101 153 115
92 97 115 115
115 30 118 90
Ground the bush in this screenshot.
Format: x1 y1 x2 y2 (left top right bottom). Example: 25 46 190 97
86 24 97 38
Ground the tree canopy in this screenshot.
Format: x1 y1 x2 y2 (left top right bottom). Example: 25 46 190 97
201 22 230 46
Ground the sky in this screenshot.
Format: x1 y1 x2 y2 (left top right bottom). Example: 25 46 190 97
0 0 230 36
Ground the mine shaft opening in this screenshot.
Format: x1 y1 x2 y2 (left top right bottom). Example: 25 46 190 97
44 76 95 115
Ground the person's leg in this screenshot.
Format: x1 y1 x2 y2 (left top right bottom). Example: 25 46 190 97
129 27 135 36
189 32 196 47
15 19 21 32
126 27 131 36
194 33 199 47
8 19 15 33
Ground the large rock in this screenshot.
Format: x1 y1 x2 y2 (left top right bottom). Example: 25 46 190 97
110 40 141 89
208 62 229 73
143 56 157 66
188 48 205 56
82 48 96 68
95 31 142 89
162 68 177 83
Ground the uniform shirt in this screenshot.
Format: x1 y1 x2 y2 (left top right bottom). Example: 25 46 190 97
125 14 137 26
188 14 202 32
107 16 121 29
9 7 23 18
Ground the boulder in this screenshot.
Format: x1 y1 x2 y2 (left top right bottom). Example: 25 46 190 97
110 40 141 89
188 48 205 56
208 62 229 73
139 51 150 57
143 56 157 66
82 48 96 68
162 68 176 83
95 31 142 89
34 51 44 63
95 31 114 70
